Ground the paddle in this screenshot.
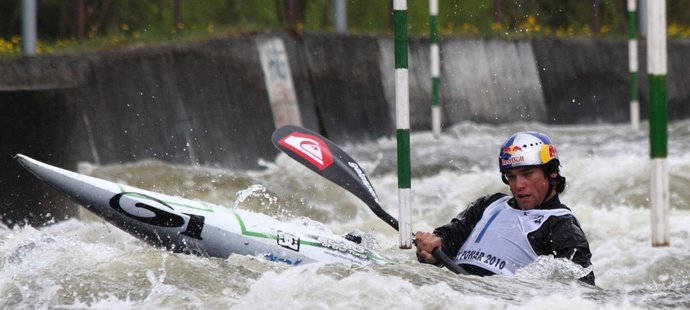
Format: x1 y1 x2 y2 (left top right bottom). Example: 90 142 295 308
271 125 468 275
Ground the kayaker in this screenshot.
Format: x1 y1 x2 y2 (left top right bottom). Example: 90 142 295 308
415 131 595 285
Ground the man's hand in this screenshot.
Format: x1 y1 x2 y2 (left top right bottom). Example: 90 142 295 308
415 231 442 264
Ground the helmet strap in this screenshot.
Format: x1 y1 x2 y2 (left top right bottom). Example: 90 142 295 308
555 175 566 193
539 164 562 207
540 177 556 207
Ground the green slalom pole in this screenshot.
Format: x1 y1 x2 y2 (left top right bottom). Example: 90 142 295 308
430 0 441 138
394 0 412 249
628 0 639 131
648 0 669 247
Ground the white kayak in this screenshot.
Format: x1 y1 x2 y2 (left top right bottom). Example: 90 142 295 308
15 154 392 266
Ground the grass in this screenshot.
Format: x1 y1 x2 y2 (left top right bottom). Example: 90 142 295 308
0 21 271 58
2 19 690 59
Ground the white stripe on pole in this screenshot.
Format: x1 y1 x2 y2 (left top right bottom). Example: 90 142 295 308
628 0 639 131
394 0 406 10
629 37 639 131
431 45 440 78
399 188 411 246
648 2 667 75
432 107 441 135
430 24 440 135
396 69 410 129
430 0 441 138
630 102 640 132
650 158 669 246
628 40 638 77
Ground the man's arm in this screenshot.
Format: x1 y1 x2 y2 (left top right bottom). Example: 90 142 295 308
550 216 596 286
417 193 506 264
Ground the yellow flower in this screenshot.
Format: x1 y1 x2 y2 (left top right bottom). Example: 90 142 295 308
667 23 680 37
111 35 124 44
89 25 99 37
581 25 592 36
121 23 129 31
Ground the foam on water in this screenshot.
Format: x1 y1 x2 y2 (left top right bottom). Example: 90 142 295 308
2 120 690 308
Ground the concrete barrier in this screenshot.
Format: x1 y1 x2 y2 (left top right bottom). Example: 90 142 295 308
300 33 392 144
0 89 81 226
77 36 277 169
2 32 690 226
532 38 630 123
378 37 442 131
441 39 546 124
667 40 690 120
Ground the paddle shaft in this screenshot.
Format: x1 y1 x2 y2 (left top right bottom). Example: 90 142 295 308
272 125 468 275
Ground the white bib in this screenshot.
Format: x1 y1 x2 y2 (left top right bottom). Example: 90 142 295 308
453 196 572 275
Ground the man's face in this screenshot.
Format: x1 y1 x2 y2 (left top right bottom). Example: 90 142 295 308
504 166 555 210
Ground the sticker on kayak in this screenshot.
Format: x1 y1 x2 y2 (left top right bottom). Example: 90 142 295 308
277 230 300 252
278 131 333 170
109 192 205 240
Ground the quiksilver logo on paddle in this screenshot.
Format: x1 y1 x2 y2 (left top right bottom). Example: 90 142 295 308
279 132 333 170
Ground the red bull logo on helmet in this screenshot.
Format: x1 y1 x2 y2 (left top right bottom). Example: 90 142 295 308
502 145 523 156
499 131 558 172
501 155 524 167
539 144 557 163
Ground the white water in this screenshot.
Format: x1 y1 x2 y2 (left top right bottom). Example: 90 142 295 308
2 121 690 309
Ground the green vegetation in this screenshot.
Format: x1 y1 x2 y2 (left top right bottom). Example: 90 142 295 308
1 0 689 58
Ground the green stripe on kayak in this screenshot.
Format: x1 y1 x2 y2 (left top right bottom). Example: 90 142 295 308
114 184 390 263
231 209 275 239
230 210 391 263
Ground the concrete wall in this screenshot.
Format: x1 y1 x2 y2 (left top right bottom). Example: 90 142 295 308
2 32 690 226
77 37 277 169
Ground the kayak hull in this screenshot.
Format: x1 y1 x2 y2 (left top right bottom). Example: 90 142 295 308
15 154 390 266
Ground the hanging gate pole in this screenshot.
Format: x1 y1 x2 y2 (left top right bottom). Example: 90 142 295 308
394 0 412 249
647 0 669 247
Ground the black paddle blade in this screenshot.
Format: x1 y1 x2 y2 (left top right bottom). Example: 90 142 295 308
271 125 399 230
